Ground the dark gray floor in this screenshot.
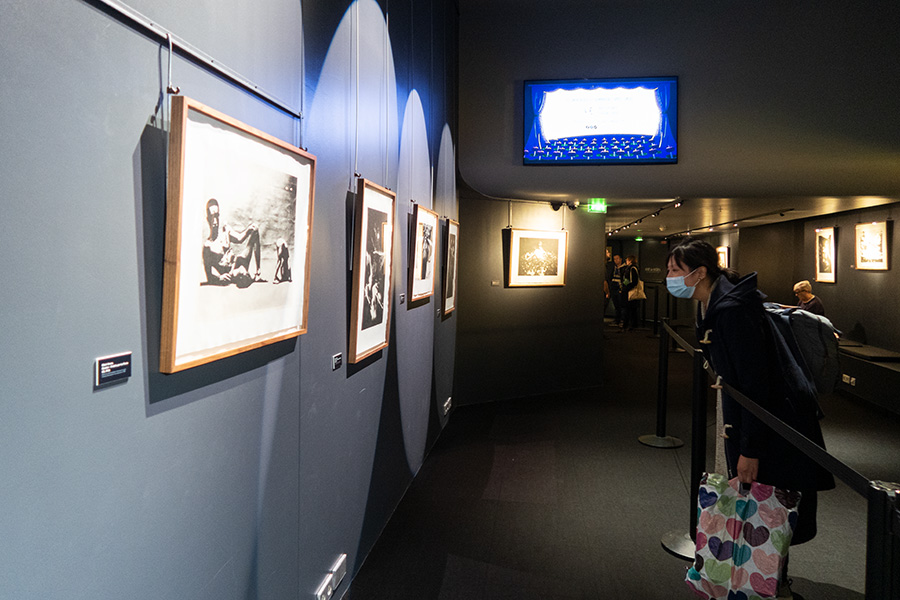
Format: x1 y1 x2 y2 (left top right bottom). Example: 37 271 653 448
348 321 900 599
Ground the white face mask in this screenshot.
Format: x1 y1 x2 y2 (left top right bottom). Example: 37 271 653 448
666 268 699 299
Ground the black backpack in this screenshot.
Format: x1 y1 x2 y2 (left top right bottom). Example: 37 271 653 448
763 303 841 397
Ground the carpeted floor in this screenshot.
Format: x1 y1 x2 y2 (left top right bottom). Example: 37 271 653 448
347 321 900 599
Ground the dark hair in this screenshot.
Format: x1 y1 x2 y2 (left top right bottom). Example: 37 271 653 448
667 237 740 283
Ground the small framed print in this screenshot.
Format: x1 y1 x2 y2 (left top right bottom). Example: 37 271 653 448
815 227 836 282
508 228 568 287
716 246 730 270
160 96 316 373
855 221 890 271
408 203 438 302
349 179 396 363
442 219 459 314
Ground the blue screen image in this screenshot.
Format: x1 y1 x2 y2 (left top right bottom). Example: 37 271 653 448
523 77 677 165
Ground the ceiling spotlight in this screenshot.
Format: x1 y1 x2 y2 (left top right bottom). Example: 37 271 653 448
567 201 579 211
551 201 562 211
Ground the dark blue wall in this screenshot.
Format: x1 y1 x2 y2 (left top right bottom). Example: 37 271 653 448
0 0 458 598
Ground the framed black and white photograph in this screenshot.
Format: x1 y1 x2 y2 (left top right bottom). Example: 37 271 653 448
408 203 438 302
442 219 459 314
815 227 836 282
508 228 568 287
349 179 395 363
160 96 316 373
855 221 890 271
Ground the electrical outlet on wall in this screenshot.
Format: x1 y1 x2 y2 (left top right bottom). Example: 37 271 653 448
315 573 334 600
330 554 347 589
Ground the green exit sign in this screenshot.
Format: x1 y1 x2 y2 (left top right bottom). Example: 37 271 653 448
587 198 607 213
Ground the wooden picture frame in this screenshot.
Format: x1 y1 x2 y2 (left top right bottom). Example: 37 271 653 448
349 179 395 363
442 219 460 314
408 203 438 302
815 227 836 282
855 221 890 271
508 228 568 287
160 96 316 373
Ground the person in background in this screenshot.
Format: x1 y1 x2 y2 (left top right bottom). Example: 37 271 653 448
790 280 825 316
665 237 834 600
620 255 641 331
608 254 625 327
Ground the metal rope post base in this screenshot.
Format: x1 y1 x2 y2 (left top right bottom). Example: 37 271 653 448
661 530 694 561
638 434 684 448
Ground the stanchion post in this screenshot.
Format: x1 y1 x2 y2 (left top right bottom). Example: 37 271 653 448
656 322 670 437
688 348 708 542
639 321 683 449
670 295 684 353
652 285 660 337
865 480 900 600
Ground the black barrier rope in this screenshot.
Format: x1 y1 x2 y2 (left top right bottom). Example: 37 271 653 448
656 319 900 600
712 366 870 495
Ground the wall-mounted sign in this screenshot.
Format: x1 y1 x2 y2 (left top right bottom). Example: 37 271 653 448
95 352 132 387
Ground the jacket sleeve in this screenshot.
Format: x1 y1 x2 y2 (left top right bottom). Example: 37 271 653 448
710 306 773 459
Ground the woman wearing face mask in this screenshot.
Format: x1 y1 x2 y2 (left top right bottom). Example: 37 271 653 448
666 238 834 600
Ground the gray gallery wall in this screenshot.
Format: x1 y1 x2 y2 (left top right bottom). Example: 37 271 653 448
741 205 900 351
0 0 458 599
454 188 606 405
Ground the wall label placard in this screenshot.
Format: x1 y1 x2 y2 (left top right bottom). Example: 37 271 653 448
95 352 132 386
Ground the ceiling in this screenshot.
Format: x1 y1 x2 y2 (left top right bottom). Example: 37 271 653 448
454 2 900 239
594 195 899 241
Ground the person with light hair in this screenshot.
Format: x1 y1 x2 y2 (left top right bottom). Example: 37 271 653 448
790 280 825 316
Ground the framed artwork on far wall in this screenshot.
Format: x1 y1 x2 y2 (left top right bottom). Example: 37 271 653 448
716 246 730 270
349 179 396 363
855 221 890 271
508 228 568 287
815 227 836 282
442 219 459 314
160 96 316 373
408 203 438 302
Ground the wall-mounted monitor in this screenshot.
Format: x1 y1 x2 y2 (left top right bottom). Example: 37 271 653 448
523 76 677 165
